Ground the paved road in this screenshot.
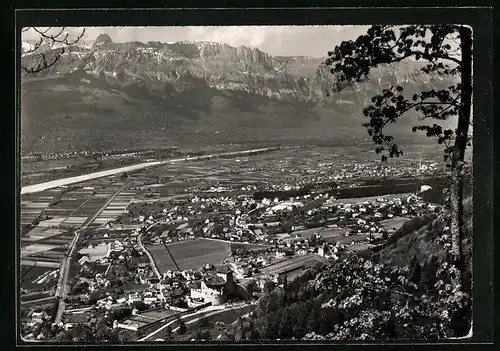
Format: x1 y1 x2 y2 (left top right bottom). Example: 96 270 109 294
136 221 167 302
21 147 277 195
54 182 132 324
137 224 162 280
139 302 252 341
139 305 226 341
170 303 253 334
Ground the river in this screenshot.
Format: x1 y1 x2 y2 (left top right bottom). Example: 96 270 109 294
20 148 276 195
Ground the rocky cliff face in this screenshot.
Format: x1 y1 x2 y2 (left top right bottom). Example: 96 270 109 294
20 35 457 153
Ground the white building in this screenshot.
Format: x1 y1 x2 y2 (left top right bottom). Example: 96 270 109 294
189 266 235 305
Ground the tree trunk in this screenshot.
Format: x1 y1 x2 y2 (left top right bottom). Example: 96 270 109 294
449 26 472 290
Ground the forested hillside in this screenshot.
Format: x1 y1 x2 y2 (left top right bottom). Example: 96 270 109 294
218 195 472 341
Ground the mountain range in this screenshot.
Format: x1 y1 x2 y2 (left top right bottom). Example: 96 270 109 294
20 34 458 154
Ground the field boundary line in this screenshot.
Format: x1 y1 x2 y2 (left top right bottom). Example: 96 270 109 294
162 242 181 272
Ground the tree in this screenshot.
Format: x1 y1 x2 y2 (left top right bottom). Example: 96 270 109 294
21 27 86 73
246 280 260 297
194 329 204 340
164 325 173 340
326 25 472 291
197 317 209 329
220 330 236 341
55 324 93 342
248 328 260 340
178 320 187 335
422 255 440 291
409 255 422 286
70 280 89 295
132 301 148 312
172 298 188 309
113 306 132 321
263 281 276 293
94 322 120 342
196 329 211 340
215 321 226 331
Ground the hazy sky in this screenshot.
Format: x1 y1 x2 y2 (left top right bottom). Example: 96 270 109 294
22 26 370 57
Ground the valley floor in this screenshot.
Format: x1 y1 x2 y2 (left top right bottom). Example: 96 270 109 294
19 145 466 343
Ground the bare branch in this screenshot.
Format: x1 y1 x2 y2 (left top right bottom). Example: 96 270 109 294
21 27 85 74
39 27 52 35
22 49 65 74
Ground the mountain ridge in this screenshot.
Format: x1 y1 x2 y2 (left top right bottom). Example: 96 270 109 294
20 35 458 154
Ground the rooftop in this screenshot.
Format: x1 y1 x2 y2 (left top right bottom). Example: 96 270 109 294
215 264 232 274
204 275 226 286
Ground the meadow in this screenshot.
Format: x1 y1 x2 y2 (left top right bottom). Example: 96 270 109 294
261 254 325 277
147 243 179 274
20 178 130 275
20 266 56 290
166 239 231 271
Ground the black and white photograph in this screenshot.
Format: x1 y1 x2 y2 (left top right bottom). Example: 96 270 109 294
16 11 488 343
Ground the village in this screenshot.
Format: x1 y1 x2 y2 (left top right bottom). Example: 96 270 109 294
19 147 446 342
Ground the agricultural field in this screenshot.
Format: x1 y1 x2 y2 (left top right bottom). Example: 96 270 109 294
20 265 57 291
22 144 445 203
82 229 136 243
131 152 286 198
93 187 135 226
141 308 179 321
320 227 350 242
21 226 67 245
147 243 179 274
230 242 271 253
20 230 75 268
334 234 371 245
332 194 413 206
20 189 61 226
379 216 411 234
126 201 175 218
291 227 323 239
270 226 346 243
21 179 126 227
122 283 150 294
166 239 231 271
261 254 325 277
119 145 447 209
20 178 131 272
120 314 158 328
20 290 53 303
